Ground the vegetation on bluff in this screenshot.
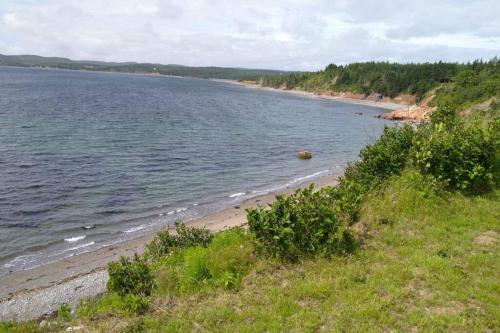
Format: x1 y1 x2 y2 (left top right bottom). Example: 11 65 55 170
259 58 499 105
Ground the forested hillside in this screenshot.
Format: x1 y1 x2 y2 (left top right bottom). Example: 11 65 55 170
260 58 499 104
0 54 294 80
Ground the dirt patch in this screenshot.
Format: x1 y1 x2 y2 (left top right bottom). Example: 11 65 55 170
406 278 431 300
429 301 465 315
351 222 369 236
474 231 498 246
341 92 366 100
393 94 417 105
461 97 498 116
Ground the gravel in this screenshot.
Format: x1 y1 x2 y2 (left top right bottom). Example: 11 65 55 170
0 271 108 322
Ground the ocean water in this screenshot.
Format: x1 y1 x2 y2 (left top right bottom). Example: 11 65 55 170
0 67 390 274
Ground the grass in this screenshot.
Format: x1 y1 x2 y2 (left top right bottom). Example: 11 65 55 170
53 170 499 332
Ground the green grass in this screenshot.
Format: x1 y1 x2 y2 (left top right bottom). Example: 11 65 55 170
65 170 499 332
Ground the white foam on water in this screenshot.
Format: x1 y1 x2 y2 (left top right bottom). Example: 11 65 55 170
2 254 40 268
229 192 246 198
64 235 86 243
167 210 175 215
176 207 187 213
288 170 329 185
124 224 147 233
67 241 95 252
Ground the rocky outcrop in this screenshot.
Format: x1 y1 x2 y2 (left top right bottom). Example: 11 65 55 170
382 105 436 121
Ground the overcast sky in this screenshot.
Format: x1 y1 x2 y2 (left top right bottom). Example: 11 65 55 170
0 0 498 70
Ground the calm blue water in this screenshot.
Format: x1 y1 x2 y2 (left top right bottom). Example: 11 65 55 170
0 67 390 274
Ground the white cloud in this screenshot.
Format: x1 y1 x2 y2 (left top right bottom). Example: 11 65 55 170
0 0 498 70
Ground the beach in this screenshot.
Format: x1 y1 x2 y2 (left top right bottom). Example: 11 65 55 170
0 173 340 322
227 80 405 111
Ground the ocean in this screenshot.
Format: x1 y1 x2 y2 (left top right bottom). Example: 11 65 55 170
0 66 390 274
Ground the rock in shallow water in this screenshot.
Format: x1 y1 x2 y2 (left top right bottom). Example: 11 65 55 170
297 151 312 160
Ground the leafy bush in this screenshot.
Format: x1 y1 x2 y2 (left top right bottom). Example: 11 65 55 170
354 124 416 189
145 221 213 261
107 254 154 297
323 124 416 224
412 109 498 193
326 177 365 223
247 185 354 261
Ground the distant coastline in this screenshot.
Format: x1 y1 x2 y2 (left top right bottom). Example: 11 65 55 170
0 53 295 81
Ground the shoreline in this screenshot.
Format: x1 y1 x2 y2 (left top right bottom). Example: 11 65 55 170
228 81 405 111
0 172 340 322
0 75 397 322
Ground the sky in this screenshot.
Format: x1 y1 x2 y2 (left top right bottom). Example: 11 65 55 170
0 0 499 71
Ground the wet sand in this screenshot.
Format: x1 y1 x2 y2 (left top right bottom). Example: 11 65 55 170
0 173 340 321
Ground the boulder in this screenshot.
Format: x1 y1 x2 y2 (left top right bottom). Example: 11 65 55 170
297 151 312 160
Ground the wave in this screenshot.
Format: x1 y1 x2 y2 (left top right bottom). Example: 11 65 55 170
1 169 337 275
67 241 95 252
124 224 148 233
229 192 246 198
288 170 329 185
64 235 86 242
249 170 331 197
2 254 40 269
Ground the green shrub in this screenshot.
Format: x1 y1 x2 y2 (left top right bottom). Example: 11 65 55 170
327 177 365 223
319 124 416 224
107 254 154 297
353 124 416 189
247 185 354 261
145 221 213 261
412 110 498 193
430 105 459 128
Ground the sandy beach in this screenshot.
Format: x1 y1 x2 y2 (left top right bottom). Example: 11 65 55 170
227 80 405 111
0 173 340 322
